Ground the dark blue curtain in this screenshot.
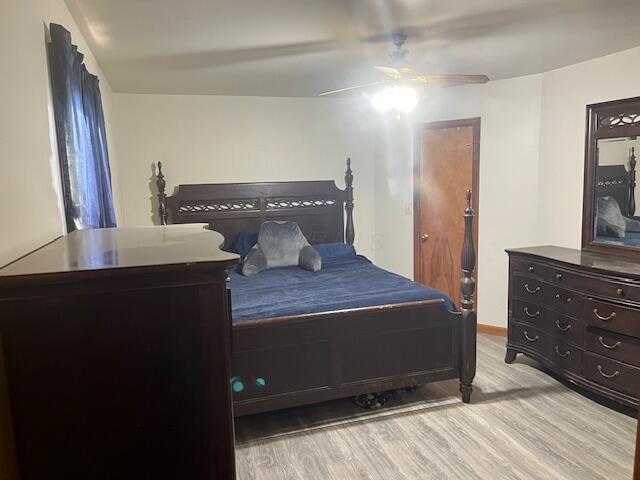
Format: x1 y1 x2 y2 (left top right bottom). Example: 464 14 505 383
49 23 116 232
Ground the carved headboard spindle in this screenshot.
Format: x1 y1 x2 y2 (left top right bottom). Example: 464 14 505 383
345 158 355 246
156 161 168 225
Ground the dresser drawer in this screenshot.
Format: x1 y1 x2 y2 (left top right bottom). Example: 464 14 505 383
511 299 583 347
512 258 640 303
512 274 582 316
511 299 547 326
554 270 638 303
585 328 640 367
509 322 582 374
584 297 640 338
546 339 582 375
544 285 582 316
512 258 592 289
512 274 547 301
584 352 640 398
509 322 547 357
511 259 555 280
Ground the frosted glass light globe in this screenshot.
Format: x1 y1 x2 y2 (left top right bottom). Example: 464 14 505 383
371 86 417 113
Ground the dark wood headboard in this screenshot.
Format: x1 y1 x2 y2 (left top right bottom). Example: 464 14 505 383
155 159 355 249
597 147 637 216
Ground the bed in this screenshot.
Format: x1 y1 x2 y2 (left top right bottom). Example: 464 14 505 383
230 252 456 323
155 159 477 416
595 159 640 245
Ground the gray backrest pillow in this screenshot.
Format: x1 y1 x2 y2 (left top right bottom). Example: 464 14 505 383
242 221 321 276
595 196 625 238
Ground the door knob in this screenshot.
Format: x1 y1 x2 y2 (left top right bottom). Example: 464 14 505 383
420 234 429 243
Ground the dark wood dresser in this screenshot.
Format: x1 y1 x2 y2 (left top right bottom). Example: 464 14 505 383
0 225 238 479
635 408 639 479
506 246 640 408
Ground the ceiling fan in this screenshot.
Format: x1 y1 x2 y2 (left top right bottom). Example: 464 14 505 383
319 33 489 111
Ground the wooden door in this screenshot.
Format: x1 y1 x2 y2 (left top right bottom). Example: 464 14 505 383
414 118 480 309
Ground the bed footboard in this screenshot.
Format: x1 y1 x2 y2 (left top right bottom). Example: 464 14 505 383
231 301 459 416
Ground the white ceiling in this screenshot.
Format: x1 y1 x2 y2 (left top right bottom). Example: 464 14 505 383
65 0 640 97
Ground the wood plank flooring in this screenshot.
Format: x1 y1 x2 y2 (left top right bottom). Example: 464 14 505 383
235 334 637 479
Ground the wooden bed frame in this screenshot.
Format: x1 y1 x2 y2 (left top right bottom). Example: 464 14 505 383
596 147 637 217
155 159 477 416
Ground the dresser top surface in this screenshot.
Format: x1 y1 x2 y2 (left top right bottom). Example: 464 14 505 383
0 225 238 282
506 245 640 279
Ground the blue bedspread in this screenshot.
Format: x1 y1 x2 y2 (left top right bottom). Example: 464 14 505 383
598 230 640 246
229 254 455 323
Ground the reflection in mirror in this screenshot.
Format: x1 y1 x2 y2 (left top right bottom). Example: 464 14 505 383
594 136 640 246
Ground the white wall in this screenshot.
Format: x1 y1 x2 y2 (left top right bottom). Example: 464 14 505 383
0 0 118 476
107 46 640 330
538 46 640 247
111 95 378 259
373 75 544 328
0 0 119 267
373 46 640 328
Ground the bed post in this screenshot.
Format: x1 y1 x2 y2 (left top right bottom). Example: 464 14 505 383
629 147 636 216
345 158 355 246
156 161 168 225
460 190 477 404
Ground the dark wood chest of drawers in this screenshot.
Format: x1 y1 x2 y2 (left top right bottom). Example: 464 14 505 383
0 226 238 479
507 246 640 408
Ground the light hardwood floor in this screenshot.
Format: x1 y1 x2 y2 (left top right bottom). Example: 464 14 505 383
235 334 637 479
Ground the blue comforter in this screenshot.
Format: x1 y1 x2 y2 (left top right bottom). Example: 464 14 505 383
229 253 455 323
598 230 640 246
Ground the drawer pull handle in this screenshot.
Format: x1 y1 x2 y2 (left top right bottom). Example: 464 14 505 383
524 284 540 294
528 266 534 273
556 273 563 281
524 307 540 318
555 320 571 332
554 293 573 303
597 365 620 379
598 337 621 350
554 345 570 357
523 331 539 342
593 309 616 321
616 288 624 296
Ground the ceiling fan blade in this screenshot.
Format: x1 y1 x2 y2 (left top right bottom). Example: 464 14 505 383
360 1 626 47
374 66 404 79
319 81 387 96
116 39 346 71
412 74 489 85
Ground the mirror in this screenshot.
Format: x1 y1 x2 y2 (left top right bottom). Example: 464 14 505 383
593 138 638 246
582 97 640 257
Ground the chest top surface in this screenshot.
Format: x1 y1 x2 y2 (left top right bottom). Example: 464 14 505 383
0 224 238 285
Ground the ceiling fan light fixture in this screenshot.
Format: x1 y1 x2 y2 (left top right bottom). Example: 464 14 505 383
370 85 418 113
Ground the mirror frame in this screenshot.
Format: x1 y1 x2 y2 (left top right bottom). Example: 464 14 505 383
582 96 640 258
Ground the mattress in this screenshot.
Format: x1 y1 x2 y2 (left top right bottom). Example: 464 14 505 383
229 252 455 323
